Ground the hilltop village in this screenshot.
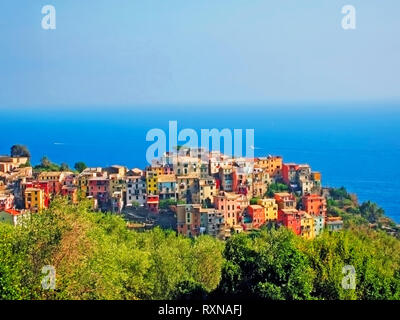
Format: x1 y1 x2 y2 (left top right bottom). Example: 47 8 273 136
0 147 344 240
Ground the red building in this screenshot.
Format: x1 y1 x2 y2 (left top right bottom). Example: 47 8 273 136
278 208 302 235
37 172 71 195
146 195 159 213
247 205 265 228
302 194 327 216
61 186 78 204
282 163 299 185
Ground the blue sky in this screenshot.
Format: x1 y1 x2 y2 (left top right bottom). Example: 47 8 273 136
1 0 400 109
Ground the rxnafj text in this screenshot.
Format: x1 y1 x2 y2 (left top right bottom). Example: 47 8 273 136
158 304 242 318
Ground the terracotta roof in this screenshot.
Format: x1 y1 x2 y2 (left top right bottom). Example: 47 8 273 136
3 209 21 216
248 205 263 209
158 175 177 183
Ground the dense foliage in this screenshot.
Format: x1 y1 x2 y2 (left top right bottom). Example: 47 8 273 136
1 199 400 300
0 199 223 300
33 157 74 173
159 199 185 209
265 183 289 197
327 187 398 234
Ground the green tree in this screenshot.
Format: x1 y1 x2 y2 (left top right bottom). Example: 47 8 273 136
10 144 31 158
250 197 260 205
216 228 314 300
359 201 385 223
174 280 208 300
41 156 51 168
329 187 351 201
301 227 400 300
159 199 177 209
60 163 70 171
130 201 140 209
74 162 87 173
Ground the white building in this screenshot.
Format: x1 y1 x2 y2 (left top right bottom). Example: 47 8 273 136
126 175 147 206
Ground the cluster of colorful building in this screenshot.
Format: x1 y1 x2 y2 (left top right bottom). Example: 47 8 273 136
0 148 343 239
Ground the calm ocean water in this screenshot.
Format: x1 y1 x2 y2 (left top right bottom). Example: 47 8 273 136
1 104 400 222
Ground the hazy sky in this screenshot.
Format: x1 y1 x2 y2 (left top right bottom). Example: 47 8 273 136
1 0 399 108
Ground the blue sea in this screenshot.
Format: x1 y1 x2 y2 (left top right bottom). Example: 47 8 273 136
1 103 400 222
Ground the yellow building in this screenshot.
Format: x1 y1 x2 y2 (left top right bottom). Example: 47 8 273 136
108 174 126 197
175 156 201 177
78 175 89 196
257 198 278 221
199 177 217 206
300 213 315 239
146 170 158 195
153 167 164 176
38 171 72 183
177 174 199 203
24 188 45 212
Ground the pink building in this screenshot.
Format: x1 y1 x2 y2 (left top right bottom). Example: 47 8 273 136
162 164 174 175
232 167 251 195
214 192 244 227
89 177 109 208
0 193 14 210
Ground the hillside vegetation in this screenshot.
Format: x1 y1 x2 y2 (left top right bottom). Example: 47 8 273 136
1 199 400 300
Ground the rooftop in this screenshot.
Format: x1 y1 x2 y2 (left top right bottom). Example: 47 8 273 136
1 209 22 216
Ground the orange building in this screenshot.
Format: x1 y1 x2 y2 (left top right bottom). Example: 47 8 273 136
312 172 321 182
302 194 327 216
247 205 265 228
255 156 283 177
